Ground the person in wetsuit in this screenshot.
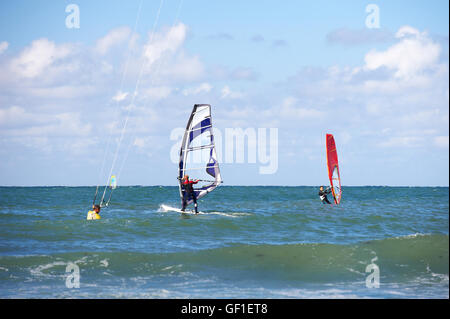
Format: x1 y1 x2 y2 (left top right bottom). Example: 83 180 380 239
181 175 199 213
87 204 101 220
319 186 332 204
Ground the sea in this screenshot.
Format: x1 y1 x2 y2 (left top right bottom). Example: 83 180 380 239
0 186 448 299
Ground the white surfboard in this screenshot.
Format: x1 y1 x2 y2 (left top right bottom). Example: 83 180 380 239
159 204 199 215
158 204 246 218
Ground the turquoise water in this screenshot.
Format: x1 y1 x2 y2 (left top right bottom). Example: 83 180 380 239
0 186 448 298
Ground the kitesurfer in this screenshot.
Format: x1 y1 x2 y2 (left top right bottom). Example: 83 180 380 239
181 175 199 214
87 204 101 220
319 186 332 204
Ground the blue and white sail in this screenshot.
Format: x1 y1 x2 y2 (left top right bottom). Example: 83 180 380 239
178 104 222 206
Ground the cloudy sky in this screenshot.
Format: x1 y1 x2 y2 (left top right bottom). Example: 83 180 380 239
0 0 448 186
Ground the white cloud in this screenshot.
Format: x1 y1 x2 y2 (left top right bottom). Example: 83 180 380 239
13 136 53 154
327 28 393 46
182 83 212 96
158 52 205 82
62 137 98 156
281 25 448 153
278 97 323 119
133 137 146 148
133 23 206 83
132 136 163 158
1 23 447 187
399 109 441 126
379 136 424 148
95 26 131 55
100 61 113 74
10 38 73 78
0 106 34 128
27 85 97 99
395 26 421 38
364 26 441 78
142 86 173 100
0 41 8 55
221 85 244 99
144 23 187 67
209 65 258 82
0 104 95 156
112 91 129 102
0 105 90 136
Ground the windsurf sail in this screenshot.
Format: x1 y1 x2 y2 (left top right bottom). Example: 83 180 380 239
326 134 342 204
110 175 117 190
102 174 117 206
178 104 222 206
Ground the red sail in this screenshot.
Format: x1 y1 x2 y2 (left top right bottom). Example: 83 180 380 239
326 134 342 204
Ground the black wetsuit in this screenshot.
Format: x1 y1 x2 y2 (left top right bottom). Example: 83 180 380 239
181 180 198 213
319 188 332 204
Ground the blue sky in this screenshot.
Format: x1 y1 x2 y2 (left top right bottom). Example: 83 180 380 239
0 0 448 186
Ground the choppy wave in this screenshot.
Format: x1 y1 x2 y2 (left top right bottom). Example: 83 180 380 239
1 234 447 298
0 186 448 298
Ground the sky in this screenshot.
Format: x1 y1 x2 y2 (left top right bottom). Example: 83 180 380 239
0 0 448 186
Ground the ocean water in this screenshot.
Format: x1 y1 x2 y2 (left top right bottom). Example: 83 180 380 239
0 186 448 299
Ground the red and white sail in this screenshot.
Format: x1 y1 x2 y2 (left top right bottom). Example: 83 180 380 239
326 134 342 204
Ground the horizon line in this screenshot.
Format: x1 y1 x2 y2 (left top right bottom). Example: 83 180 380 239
0 185 448 188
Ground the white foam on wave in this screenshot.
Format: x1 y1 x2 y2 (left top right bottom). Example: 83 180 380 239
346 267 365 276
393 233 429 239
426 265 449 283
100 259 109 268
29 261 67 279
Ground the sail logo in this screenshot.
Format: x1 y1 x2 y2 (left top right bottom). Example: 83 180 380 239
65 262 80 288
365 257 380 288
170 127 278 174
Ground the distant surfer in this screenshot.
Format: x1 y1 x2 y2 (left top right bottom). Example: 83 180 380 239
181 175 199 214
319 186 332 204
87 204 101 220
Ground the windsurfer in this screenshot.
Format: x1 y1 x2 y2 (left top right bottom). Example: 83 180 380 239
319 186 332 204
181 175 199 213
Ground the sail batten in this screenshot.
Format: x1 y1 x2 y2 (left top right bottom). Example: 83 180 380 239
187 125 213 133
182 165 220 172
183 144 215 152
